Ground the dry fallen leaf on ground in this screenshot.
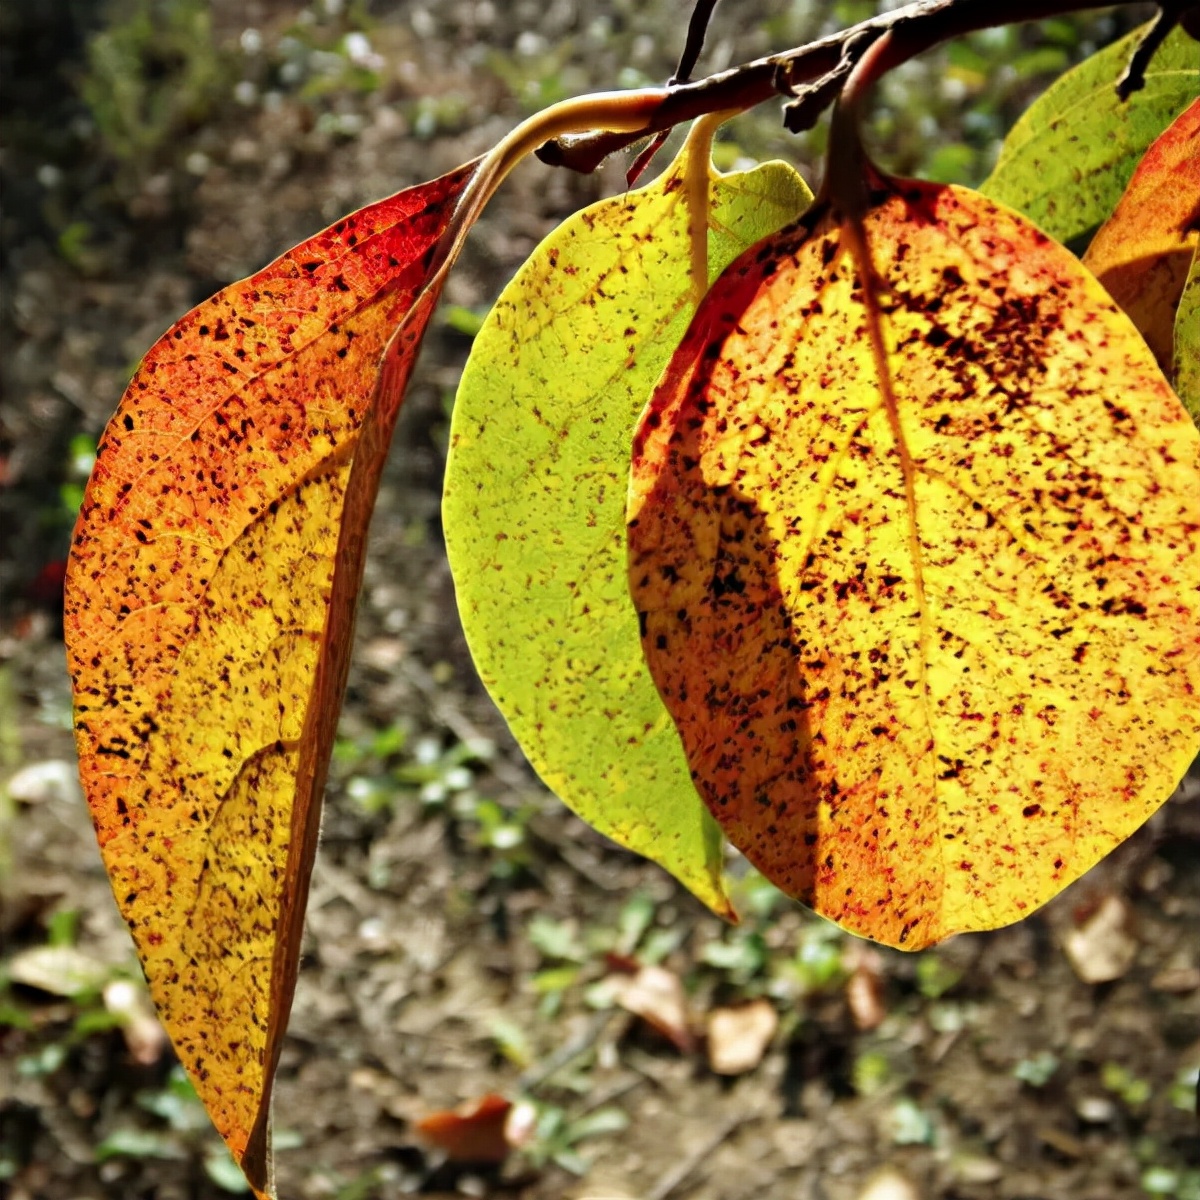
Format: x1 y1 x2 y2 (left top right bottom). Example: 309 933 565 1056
414 1092 513 1164
603 963 694 1053
1062 893 1138 983
706 998 779 1074
845 947 887 1031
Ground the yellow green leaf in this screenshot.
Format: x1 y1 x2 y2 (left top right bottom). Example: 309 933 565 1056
981 24 1200 243
628 172 1200 951
63 163 476 1196
1083 98 1200 371
1175 244 1200 424
444 124 811 918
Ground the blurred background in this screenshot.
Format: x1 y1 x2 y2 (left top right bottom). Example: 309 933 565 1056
2 2 1198 1198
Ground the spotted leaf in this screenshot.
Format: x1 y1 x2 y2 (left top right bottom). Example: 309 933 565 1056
1174 245 1200 424
628 172 1200 951
63 162 476 1195
982 24 1199 244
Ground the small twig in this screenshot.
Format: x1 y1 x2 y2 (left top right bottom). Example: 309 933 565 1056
518 1009 623 1091
673 0 723 84
646 1112 748 1200
1116 2 1192 98
627 0 722 186
576 1071 646 1115
779 28 879 133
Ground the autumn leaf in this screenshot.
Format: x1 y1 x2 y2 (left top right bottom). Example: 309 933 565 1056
1082 98 1200 371
706 999 778 1074
981 24 1199 244
60 82 689 1192
416 1093 514 1163
602 961 695 1052
1175 245 1200 424
443 120 810 918
61 74 683 1189
63 161 477 1195
627 170 1200 951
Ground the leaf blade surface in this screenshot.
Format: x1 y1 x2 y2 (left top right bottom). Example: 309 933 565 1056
628 178 1200 950
63 162 475 1192
981 25 1199 243
444 136 810 916
1174 245 1200 424
1082 97 1200 370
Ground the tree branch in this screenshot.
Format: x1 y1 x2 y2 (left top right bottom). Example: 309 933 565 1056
536 0 1180 174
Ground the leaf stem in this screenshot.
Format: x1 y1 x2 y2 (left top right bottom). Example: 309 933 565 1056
683 110 739 308
425 88 671 287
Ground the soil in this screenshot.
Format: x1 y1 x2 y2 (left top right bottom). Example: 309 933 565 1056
2 3 1197 1199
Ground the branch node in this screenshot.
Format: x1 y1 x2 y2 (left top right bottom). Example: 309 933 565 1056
781 29 879 134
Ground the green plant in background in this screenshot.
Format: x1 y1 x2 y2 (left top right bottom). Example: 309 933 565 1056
914 952 963 1000
514 1099 631 1176
57 433 97 521
487 39 587 114
332 719 540 878
1140 1155 1200 1200
82 0 228 183
95 1066 290 1194
1103 1059 1153 1110
1013 1051 1060 1088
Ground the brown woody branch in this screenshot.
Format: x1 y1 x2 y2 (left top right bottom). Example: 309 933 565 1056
537 0 1191 174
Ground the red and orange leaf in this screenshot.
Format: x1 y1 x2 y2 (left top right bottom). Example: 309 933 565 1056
415 1094 514 1163
1082 98 1200 371
628 174 1200 951
63 162 476 1194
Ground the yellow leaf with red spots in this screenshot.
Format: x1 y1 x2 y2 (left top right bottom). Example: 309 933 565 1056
63 162 476 1195
628 172 1200 951
1083 98 1200 372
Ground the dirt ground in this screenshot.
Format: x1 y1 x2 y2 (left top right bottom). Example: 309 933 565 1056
2 2 1198 1198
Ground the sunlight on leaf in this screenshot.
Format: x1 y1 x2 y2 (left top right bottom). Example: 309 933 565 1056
981 24 1199 243
1082 98 1200 371
628 173 1200 950
444 124 810 918
1175 246 1200 425
63 161 477 1195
